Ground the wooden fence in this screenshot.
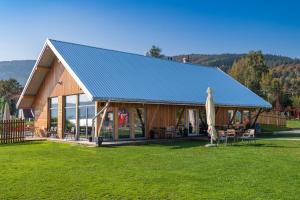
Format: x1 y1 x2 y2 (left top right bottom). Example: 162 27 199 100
251 111 286 127
0 120 25 144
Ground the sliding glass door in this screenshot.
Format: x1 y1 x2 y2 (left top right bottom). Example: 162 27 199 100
118 108 130 139
65 95 77 134
78 94 95 139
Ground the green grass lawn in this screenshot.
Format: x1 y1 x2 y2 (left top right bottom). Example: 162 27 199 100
1 140 300 200
287 119 300 129
260 124 291 133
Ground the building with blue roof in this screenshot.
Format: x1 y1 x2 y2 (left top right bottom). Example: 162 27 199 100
17 39 271 141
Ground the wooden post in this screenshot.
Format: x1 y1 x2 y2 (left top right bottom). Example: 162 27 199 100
97 106 108 138
114 107 119 141
175 107 185 130
130 108 135 139
57 96 64 139
251 108 263 128
136 108 145 136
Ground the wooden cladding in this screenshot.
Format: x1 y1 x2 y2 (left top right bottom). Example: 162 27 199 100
32 58 83 136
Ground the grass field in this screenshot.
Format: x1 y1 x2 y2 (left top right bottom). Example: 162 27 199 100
1 140 300 200
287 119 300 129
260 119 300 133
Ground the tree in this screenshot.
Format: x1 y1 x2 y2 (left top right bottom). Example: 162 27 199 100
229 51 268 95
260 70 274 102
146 45 162 58
0 79 23 115
291 96 300 108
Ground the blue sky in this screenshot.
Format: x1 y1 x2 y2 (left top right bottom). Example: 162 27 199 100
0 0 299 60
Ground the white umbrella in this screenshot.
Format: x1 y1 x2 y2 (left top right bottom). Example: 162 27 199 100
3 102 11 121
205 87 218 147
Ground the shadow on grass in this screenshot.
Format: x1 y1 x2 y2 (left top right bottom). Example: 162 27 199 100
0 141 46 148
101 139 209 149
257 133 300 138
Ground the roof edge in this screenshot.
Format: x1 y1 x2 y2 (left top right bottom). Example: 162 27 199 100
46 39 94 101
93 97 272 109
17 41 48 108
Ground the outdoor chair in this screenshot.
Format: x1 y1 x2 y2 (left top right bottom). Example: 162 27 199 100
65 127 76 140
217 130 228 146
238 129 256 143
47 127 57 138
226 129 236 145
165 126 176 138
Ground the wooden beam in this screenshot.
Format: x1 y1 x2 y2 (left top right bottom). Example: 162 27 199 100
97 106 108 137
136 108 145 135
251 108 263 128
23 95 35 100
175 107 185 130
36 65 50 73
229 108 238 126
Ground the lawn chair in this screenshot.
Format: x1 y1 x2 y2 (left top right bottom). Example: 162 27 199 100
165 126 175 138
226 129 236 145
47 127 57 138
239 129 256 144
65 127 76 140
217 130 228 146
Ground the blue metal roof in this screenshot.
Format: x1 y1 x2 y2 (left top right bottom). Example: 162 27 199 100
48 39 271 108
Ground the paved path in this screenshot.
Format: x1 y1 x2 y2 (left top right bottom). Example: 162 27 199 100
259 138 300 141
273 129 300 135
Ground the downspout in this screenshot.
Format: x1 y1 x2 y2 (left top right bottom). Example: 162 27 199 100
91 101 110 139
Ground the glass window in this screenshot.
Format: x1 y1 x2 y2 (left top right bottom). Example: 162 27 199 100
65 95 76 107
49 97 58 128
65 95 77 133
118 108 130 139
235 111 242 124
228 110 234 124
79 94 94 106
78 94 95 139
101 108 114 140
133 108 145 138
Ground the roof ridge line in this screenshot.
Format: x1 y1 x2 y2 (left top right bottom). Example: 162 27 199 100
48 38 218 70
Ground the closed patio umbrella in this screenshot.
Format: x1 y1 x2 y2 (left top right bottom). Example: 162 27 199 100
3 102 11 121
205 87 218 147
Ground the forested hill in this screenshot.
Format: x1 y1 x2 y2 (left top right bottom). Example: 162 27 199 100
173 54 300 71
0 60 35 85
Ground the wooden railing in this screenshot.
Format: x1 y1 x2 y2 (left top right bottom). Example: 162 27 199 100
0 120 25 144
